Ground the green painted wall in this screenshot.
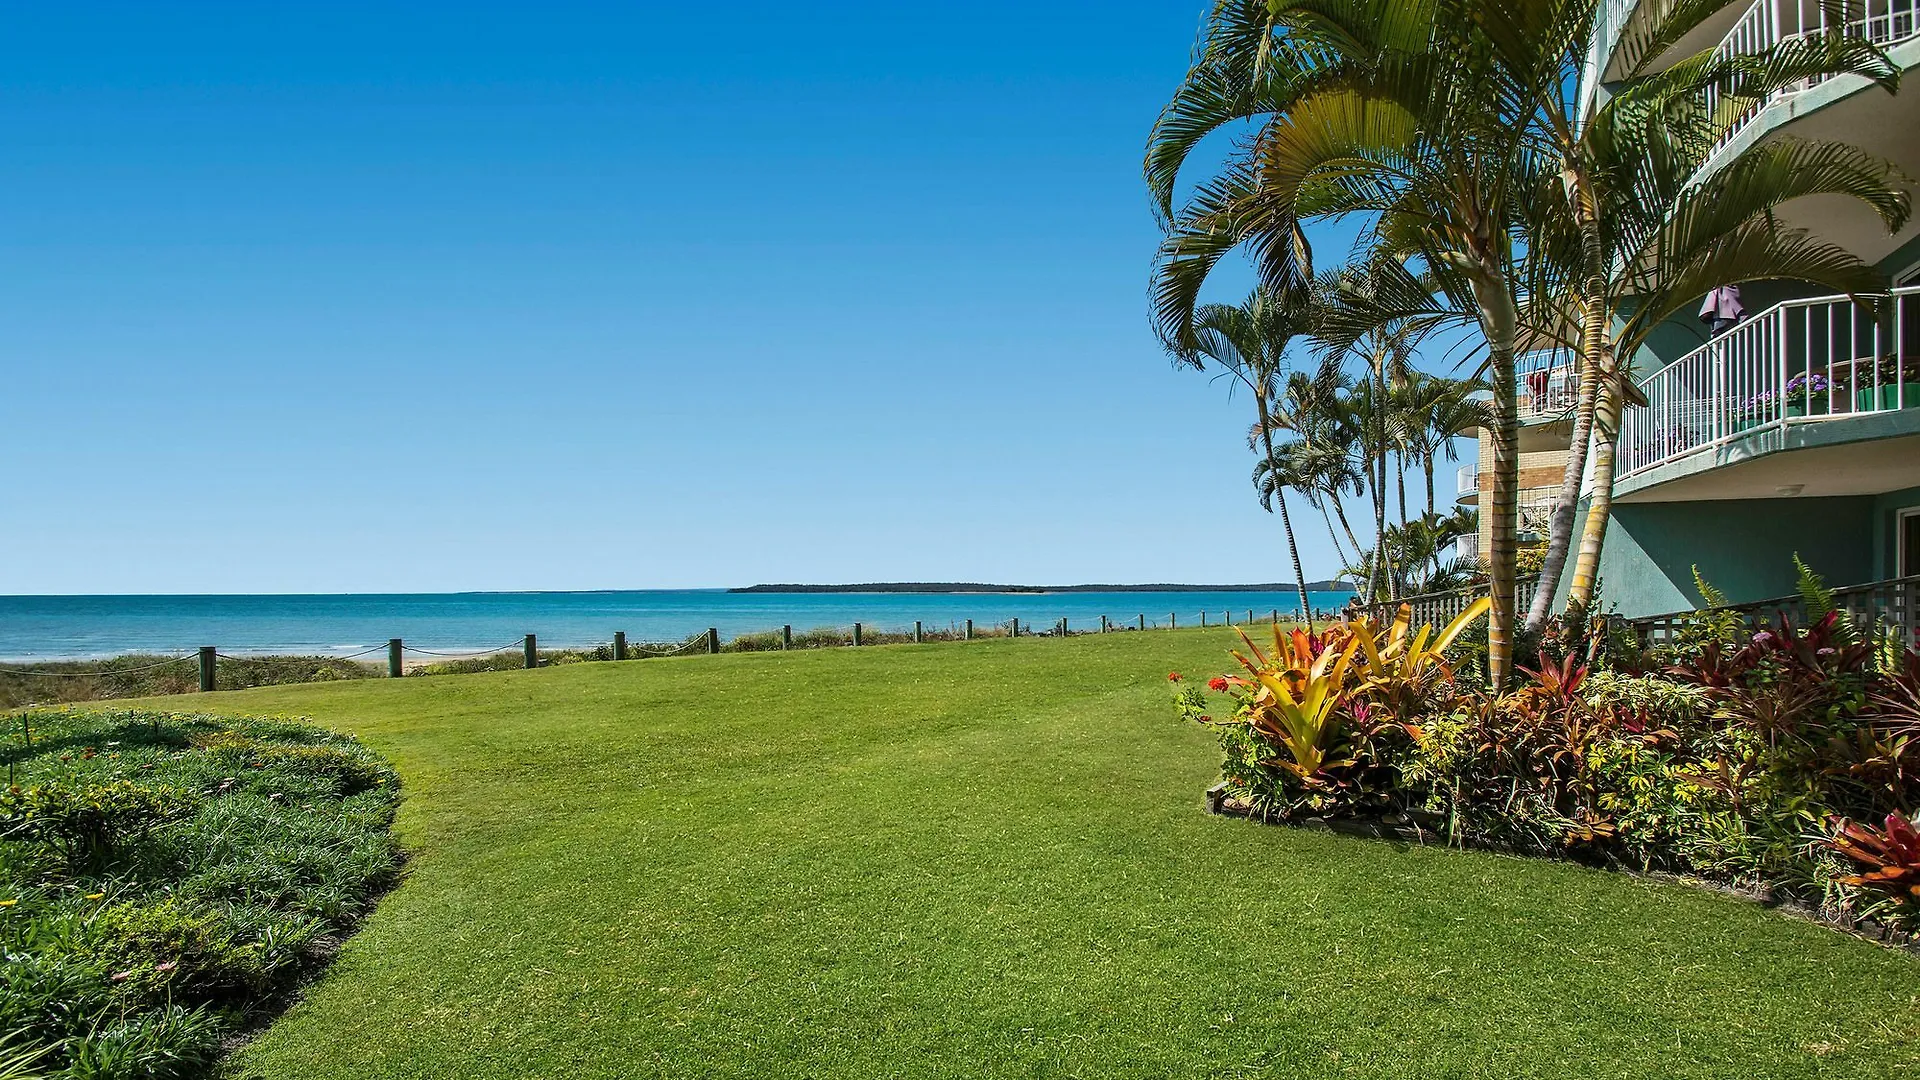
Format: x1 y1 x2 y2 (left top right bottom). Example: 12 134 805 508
1593 495 1876 616
1873 486 1920 576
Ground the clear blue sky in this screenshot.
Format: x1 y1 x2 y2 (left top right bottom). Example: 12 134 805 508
1 1 1464 594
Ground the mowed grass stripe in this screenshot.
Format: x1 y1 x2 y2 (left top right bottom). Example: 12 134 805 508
133 630 1918 1079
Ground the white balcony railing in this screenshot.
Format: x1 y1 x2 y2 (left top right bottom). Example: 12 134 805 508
1620 285 1920 477
1455 463 1478 503
1706 0 1920 155
1520 348 1582 418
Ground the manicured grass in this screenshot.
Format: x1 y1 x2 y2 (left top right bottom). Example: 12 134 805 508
139 630 1918 1079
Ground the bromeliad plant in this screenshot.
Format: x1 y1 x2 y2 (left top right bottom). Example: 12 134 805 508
1177 601 1489 816
1346 597 1491 719
1827 812 1920 912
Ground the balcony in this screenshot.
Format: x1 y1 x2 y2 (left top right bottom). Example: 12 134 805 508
1620 286 1920 478
1455 463 1479 505
1703 0 1920 158
1520 348 1581 419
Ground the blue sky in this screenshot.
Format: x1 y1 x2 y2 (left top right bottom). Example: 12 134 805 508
1 1 1465 594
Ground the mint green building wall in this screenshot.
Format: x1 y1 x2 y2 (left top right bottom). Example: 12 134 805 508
1874 486 1920 576
1592 496 1876 616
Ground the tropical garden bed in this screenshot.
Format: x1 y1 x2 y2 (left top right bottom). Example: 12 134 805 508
1173 567 1920 949
1 709 401 1078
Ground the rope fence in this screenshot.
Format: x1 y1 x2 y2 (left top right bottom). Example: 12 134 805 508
1 606 1349 708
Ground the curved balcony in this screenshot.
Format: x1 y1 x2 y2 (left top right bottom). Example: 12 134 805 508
1619 286 1920 479
1455 464 1479 505
1701 0 1920 160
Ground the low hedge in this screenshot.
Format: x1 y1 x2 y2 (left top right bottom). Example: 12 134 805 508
1 709 402 1078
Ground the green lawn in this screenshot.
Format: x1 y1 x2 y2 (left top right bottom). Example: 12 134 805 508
145 630 1917 1078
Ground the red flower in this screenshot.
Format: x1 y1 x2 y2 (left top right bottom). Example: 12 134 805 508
1207 676 1229 692
1167 672 1182 682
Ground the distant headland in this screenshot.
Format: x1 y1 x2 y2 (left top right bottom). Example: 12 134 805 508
729 582 1354 594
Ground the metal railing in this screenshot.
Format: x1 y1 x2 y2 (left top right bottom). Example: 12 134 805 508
1627 573 1920 649
1621 286 1920 477
1706 0 1920 156
1520 348 1582 418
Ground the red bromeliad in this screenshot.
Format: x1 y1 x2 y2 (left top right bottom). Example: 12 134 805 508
1827 812 1920 905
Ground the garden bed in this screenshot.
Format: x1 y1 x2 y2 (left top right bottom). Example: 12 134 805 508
1203 782 1920 950
1 709 402 1077
1176 568 1920 952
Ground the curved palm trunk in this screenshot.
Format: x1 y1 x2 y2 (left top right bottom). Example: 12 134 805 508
1423 455 1436 517
1256 399 1315 631
1331 500 1366 568
1565 372 1623 620
1318 501 1353 571
1469 269 1521 690
1525 288 1607 630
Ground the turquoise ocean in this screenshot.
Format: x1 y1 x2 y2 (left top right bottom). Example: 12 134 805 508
0 589 1356 661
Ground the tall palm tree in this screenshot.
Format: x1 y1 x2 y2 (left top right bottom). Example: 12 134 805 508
1180 287 1319 624
1149 0 1908 678
1150 0 1566 686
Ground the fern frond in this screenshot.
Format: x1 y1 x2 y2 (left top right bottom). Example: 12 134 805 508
1691 565 1729 609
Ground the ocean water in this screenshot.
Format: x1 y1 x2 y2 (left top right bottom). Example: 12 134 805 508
0 590 1356 660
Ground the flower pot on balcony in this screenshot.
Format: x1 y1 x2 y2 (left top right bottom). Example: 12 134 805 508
1854 382 1920 412
1785 391 1830 418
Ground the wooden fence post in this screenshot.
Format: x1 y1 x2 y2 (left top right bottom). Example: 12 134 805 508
706 628 720 654
613 631 627 661
198 646 216 692
913 620 922 643
1100 615 1108 633
1200 611 1207 628
388 639 403 678
1170 613 1177 629
965 618 973 640
853 622 863 646
523 634 537 669
782 624 792 650
1138 614 1145 631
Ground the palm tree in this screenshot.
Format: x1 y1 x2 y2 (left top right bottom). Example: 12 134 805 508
1149 0 1908 680
1269 362 1369 563
1180 287 1319 624
1149 0 1565 686
1542 42 1908 623
1399 373 1487 517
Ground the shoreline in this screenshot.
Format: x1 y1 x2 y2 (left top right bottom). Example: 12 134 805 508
730 581 1354 594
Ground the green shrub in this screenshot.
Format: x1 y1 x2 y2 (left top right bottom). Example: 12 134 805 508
1 709 400 1076
1176 597 1920 936
1 780 195 873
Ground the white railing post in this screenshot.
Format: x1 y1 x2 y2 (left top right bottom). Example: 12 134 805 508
1777 310 1790 424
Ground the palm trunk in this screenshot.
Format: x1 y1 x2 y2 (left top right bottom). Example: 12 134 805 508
1331 500 1366 568
1256 398 1314 630
1565 371 1623 620
1395 451 1408 526
1525 288 1607 630
1424 455 1436 517
1469 267 1520 690
1319 501 1353 570
1372 347 1395 602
